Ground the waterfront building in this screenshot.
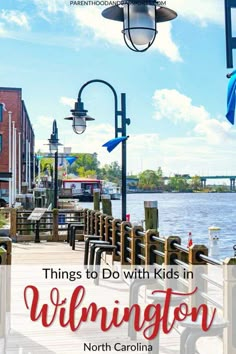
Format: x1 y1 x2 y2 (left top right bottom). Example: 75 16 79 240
0 87 35 205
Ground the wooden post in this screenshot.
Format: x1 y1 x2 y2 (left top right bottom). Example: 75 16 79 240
164 236 181 265
52 209 59 242
0 247 7 265
101 194 112 216
10 208 17 237
188 244 208 307
131 226 144 266
120 221 132 266
93 189 100 211
144 201 159 231
99 214 106 241
104 216 113 243
94 211 101 236
86 210 92 235
0 238 12 265
90 210 96 236
83 209 89 235
223 257 236 354
112 219 121 262
145 229 159 266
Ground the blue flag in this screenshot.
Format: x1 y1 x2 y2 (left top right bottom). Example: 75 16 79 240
66 156 77 165
226 70 236 124
102 136 129 153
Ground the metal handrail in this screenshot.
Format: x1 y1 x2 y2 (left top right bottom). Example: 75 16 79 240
173 258 189 270
199 254 222 266
136 229 145 237
138 243 145 249
172 242 189 253
152 249 165 257
137 254 146 261
152 235 165 244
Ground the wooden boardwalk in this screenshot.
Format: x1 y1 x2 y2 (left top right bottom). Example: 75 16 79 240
3 241 223 354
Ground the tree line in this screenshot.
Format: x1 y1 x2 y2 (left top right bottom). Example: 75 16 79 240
37 153 229 192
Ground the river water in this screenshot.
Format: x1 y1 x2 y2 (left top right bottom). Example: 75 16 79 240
81 193 236 259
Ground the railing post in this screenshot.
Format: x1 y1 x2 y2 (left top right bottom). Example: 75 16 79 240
145 229 159 266
99 214 106 241
87 210 92 235
0 238 12 265
52 209 59 242
131 226 144 265
120 221 132 266
83 209 89 235
104 216 113 243
90 210 96 236
223 257 236 354
164 236 181 265
94 211 101 237
0 247 7 265
10 208 17 237
112 219 121 262
188 244 208 307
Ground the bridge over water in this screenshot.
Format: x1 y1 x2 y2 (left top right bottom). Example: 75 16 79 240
163 175 236 191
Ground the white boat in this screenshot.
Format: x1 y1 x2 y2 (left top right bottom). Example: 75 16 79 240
102 182 121 200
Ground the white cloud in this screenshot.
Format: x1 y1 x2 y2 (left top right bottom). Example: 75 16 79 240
153 22 182 62
31 0 224 61
153 89 209 123
194 119 232 145
33 115 54 131
0 10 30 29
167 0 224 26
152 88 234 146
32 0 67 14
60 96 75 108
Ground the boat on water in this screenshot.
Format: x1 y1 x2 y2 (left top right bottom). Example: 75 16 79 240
59 178 102 202
102 182 121 200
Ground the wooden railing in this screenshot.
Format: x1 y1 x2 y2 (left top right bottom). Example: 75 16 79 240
10 208 85 242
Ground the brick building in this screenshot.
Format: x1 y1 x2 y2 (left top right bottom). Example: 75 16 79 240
0 87 35 205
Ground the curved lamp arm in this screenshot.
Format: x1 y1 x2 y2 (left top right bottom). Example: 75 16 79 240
77 79 119 137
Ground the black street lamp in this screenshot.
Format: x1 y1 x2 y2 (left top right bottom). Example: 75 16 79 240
48 120 62 209
102 1 177 52
65 79 130 221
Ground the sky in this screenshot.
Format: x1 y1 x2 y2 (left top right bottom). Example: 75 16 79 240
0 0 236 176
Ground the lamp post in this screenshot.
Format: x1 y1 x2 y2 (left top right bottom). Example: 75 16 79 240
65 79 130 221
102 1 177 52
48 120 62 209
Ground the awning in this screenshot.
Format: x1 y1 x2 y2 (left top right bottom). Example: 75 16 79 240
0 172 12 182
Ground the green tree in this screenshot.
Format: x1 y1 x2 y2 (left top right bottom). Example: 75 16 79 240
67 153 99 176
77 166 97 178
138 168 164 190
190 175 202 191
97 161 122 185
167 175 189 192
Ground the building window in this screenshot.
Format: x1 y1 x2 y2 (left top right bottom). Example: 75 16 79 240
0 134 2 152
0 104 3 122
